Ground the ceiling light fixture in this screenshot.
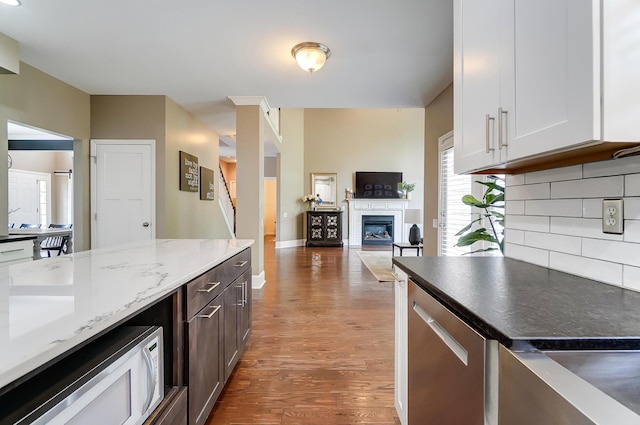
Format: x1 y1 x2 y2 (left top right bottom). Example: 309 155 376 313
291 42 331 74
0 0 21 6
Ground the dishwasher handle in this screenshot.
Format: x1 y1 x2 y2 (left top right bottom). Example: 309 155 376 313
412 300 469 366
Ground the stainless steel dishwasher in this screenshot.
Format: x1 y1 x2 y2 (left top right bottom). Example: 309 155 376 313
408 279 498 425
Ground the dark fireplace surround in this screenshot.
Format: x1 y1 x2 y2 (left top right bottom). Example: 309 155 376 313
362 215 394 245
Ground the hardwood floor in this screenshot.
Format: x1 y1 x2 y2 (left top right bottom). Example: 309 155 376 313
207 240 400 424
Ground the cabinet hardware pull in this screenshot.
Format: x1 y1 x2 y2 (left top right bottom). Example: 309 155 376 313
485 114 495 153
1 248 24 254
198 305 221 319
498 107 508 149
392 273 406 283
234 260 248 267
412 301 469 366
198 281 221 292
141 345 157 413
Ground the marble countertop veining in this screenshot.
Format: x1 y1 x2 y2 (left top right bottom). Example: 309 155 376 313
0 238 254 392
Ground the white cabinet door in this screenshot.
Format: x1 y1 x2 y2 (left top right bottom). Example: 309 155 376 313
504 0 597 161
393 266 408 425
453 0 640 174
453 0 507 173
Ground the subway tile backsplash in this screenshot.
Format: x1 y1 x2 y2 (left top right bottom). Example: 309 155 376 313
505 157 640 290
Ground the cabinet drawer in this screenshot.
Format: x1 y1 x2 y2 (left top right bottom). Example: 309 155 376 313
0 240 33 264
185 249 251 319
186 266 225 319
226 248 251 282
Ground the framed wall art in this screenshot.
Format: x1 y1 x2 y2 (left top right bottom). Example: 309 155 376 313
200 166 215 200
179 151 199 192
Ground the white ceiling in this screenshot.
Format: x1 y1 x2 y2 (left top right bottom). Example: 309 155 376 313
0 0 453 143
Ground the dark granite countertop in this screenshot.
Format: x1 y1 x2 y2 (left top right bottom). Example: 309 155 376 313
392 256 640 351
0 235 37 243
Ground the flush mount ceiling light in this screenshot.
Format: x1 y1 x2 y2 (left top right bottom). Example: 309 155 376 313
0 0 21 6
291 42 331 74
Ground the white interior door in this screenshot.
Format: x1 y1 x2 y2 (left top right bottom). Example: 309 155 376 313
8 169 51 227
90 140 155 249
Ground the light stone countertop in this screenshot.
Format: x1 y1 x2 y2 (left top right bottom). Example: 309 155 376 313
0 238 254 391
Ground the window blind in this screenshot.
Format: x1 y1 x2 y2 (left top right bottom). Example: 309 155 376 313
439 146 472 256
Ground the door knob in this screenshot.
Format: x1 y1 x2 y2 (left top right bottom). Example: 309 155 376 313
143 222 150 227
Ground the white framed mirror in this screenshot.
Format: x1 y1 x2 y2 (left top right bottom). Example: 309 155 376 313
311 172 338 209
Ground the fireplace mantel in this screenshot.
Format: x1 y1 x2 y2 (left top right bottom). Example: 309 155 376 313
346 199 410 246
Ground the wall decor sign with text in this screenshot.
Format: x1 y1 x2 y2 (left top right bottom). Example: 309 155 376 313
200 166 215 200
179 151 199 192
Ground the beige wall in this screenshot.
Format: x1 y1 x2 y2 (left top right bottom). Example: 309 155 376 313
91 95 168 237
91 95 231 239
0 63 90 249
264 157 277 178
220 161 236 183
278 109 306 243
303 108 425 240
164 97 230 239
424 84 453 256
236 105 266 277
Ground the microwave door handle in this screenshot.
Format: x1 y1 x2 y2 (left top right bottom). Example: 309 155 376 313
141 346 157 414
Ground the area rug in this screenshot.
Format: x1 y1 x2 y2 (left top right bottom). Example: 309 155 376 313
355 251 395 282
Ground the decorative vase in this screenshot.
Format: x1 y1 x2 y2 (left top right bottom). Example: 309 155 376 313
409 224 421 245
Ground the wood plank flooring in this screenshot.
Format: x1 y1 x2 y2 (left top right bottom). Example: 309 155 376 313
207 241 400 425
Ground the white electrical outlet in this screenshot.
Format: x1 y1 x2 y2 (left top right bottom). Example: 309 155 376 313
602 199 623 234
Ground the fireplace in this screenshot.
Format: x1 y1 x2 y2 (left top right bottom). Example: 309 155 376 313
362 215 394 245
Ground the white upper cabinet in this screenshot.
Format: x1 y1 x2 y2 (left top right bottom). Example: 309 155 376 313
454 0 640 174
453 0 507 173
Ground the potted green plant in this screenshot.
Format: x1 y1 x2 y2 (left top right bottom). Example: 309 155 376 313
398 181 416 199
455 176 504 254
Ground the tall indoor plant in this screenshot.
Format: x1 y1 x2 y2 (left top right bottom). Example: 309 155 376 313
455 176 504 254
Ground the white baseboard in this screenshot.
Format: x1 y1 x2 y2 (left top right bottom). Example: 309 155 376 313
275 239 305 249
252 270 266 289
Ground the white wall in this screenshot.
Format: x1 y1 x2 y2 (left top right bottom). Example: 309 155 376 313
9 151 73 224
504 156 640 290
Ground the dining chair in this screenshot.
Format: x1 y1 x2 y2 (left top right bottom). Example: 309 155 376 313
20 223 41 229
41 224 73 257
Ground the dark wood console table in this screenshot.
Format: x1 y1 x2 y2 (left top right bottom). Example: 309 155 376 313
305 210 344 247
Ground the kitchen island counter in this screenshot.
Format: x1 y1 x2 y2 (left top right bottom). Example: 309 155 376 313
0 238 254 393
393 256 640 351
0 235 37 243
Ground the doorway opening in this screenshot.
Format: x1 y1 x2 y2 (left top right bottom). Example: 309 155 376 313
7 122 74 230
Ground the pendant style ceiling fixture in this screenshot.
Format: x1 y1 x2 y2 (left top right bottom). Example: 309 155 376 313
0 0 21 6
291 42 331 74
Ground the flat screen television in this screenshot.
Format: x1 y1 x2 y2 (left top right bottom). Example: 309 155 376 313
355 172 403 198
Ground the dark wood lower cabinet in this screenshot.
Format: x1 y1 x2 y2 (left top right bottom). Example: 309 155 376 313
184 249 252 425
186 296 223 425
223 270 252 381
145 387 187 425
223 281 239 382
239 272 252 346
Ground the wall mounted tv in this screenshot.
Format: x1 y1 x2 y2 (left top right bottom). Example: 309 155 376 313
355 172 403 199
